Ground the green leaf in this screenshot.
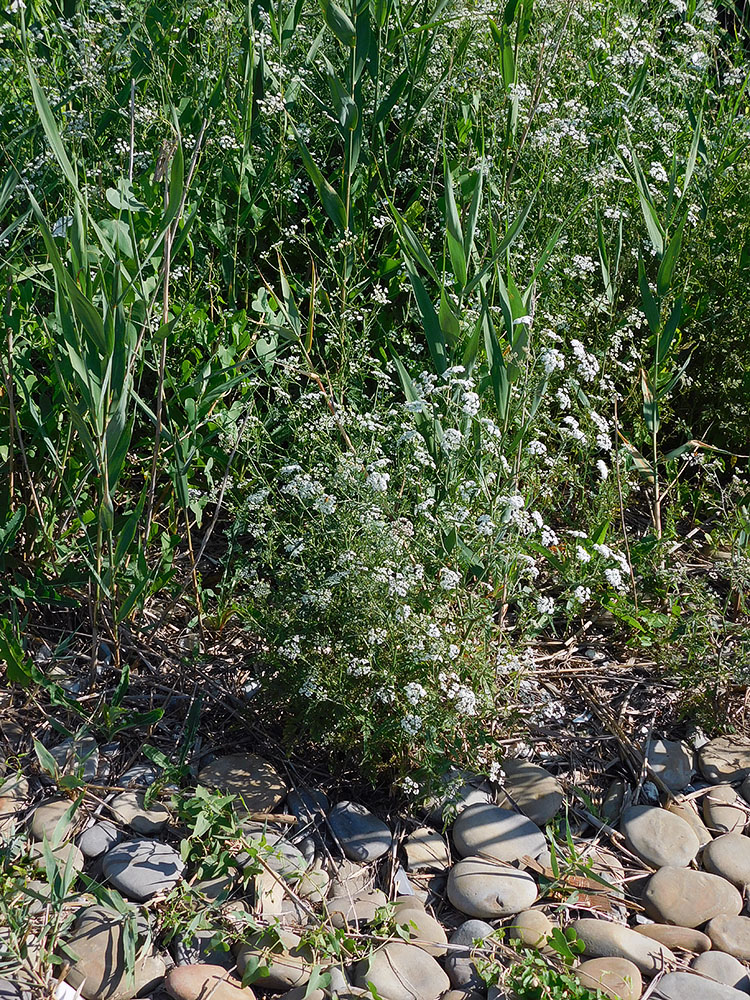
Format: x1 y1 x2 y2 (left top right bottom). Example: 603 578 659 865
403 257 447 374
0 506 26 559
292 126 348 232
685 105 703 191
638 255 660 334
444 160 467 287
34 739 60 779
656 211 687 297
319 0 356 45
106 178 148 212
641 368 659 434
0 619 33 686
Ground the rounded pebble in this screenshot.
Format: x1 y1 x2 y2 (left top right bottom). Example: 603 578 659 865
643 866 743 927
620 804 699 869
102 839 184 901
691 951 750 991
354 941 450 1000
447 856 537 918
575 957 642 1000
452 803 546 863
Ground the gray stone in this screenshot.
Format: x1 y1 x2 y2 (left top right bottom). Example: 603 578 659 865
119 763 159 787
65 905 165 1000
328 801 393 862
393 905 448 957
452 803 546 863
0 981 20 1000
666 798 713 848
571 918 676 976
239 825 309 879
404 827 450 871
423 770 493 825
287 786 329 826
110 790 169 835
29 839 84 873
692 951 750 991
197 753 287 813
102 839 184 901
646 739 694 791
296 863 330 903
699 737 750 784
620 804 699 869
703 833 750 891
705 914 750 962
601 778 627 823
29 797 73 843
634 923 711 953
77 820 121 859
506 909 553 949
166 964 255 1000
498 759 564 825
704 784 748 835
644 866 743 927
173 931 234 970
354 941 449 1000
447 856 537 918
236 928 311 990
328 859 373 899
575 958 642 1000
50 737 99 782
327 889 388 929
445 920 495 988
652 972 749 999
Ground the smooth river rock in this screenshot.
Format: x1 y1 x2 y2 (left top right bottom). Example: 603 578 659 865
575 957 642 1000
110 790 169 835
394 904 448 956
197 753 287 812
452 803 546 863
447 856 537 918
403 828 450 871
498 759 564 825
646 738 693 791
666 798 712 848
102 839 184 901
699 737 750 784
354 941 450 1000
643 866 743 927
652 971 750 999
703 784 748 835
634 923 712 953
236 929 312 990
445 920 495 989
703 833 750 892
29 797 73 843
620 804 698 869
65 906 165 1000
705 914 750 961
506 909 552 949
571 918 675 976
166 965 255 1000
77 820 121 859
691 951 750 991
328 801 393 862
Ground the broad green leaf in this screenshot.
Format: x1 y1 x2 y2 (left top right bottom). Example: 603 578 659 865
444 160 467 287
685 105 703 190
292 126 348 232
319 0 356 45
404 257 447 374
106 178 148 212
0 506 26 559
641 367 659 434
638 256 660 334
656 211 687 297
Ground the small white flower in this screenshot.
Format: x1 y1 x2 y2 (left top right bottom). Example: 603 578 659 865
365 471 390 492
439 567 461 591
528 439 547 456
576 545 591 563
536 596 555 615
461 391 481 417
604 567 625 590
402 776 420 796
400 713 423 736
404 682 426 705
540 348 565 374
541 526 559 547
596 460 609 480
573 585 591 604
476 514 494 536
441 428 463 453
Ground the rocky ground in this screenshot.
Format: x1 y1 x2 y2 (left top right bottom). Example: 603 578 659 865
4 722 750 999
